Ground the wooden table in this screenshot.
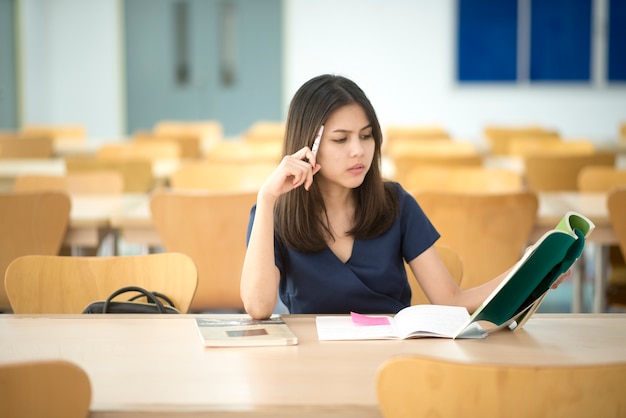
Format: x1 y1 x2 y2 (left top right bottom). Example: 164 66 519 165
0 314 624 418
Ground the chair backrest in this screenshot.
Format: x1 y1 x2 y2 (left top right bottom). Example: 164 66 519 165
509 138 594 156
608 187 626 270
385 124 449 142
0 191 71 312
392 154 483 185
376 355 626 418
483 125 558 155
134 131 202 159
14 171 124 194
242 120 285 143
65 157 154 193
21 124 86 142
413 190 538 290
170 161 275 191
0 360 91 418
577 166 626 192
406 245 463 305
0 136 54 159
97 141 181 159
150 190 257 312
4 252 198 313
204 140 282 164
524 151 616 191
402 166 523 194
153 119 223 146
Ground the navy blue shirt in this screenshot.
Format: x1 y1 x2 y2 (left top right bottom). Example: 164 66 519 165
246 182 440 314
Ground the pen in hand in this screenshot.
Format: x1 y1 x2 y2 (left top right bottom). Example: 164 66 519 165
311 125 324 158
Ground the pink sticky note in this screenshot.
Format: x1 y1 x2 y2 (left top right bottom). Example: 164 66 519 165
350 311 390 326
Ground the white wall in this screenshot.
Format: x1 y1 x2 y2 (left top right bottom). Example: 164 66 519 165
18 0 626 143
284 0 626 143
19 0 124 142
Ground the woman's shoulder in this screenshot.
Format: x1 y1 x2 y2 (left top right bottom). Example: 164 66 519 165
384 180 412 200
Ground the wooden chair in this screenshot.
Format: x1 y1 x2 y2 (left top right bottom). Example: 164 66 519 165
21 124 86 142
0 360 91 418
242 120 285 143
65 157 154 193
401 166 523 194
0 192 70 312
392 153 483 186
406 245 463 305
4 252 198 313
150 190 257 312
483 125 558 156
97 141 181 159
170 161 275 191
14 171 124 194
133 131 202 159
524 151 616 191
577 166 626 191
607 187 626 307
509 138 595 156
413 190 538 290
153 119 223 148
385 124 449 146
376 355 626 418
0 136 54 159
204 140 282 164
619 122 626 142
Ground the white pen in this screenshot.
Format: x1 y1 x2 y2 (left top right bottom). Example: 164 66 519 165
311 125 324 157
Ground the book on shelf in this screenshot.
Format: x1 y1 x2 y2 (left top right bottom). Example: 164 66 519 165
195 315 298 347
316 210 594 341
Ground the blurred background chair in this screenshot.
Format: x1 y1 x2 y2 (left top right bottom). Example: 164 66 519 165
376 355 626 418
169 161 275 191
508 138 595 156
0 136 54 159
483 125 558 156
97 141 181 160
65 157 154 193
241 120 285 143
401 166 523 194
14 171 124 194
607 187 626 309
413 191 538 290
0 191 70 312
150 189 257 312
153 119 223 151
204 140 282 164
4 252 198 313
524 152 616 192
0 360 91 418
406 245 463 305
133 131 202 159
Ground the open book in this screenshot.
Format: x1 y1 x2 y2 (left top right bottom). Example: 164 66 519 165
195 315 298 347
316 211 594 341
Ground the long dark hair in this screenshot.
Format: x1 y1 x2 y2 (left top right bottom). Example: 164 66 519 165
275 74 398 253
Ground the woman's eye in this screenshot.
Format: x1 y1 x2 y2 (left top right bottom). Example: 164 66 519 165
333 138 347 143
360 133 373 140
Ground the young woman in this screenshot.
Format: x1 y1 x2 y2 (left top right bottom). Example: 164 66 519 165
240 74 566 320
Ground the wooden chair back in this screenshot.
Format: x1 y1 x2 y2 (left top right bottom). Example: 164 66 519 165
483 126 558 155
385 125 449 143
402 167 523 194
392 154 483 185
153 119 223 147
4 252 198 313
0 136 54 159
0 192 71 312
406 245 463 305
509 138 594 156
65 157 154 193
608 188 626 280
242 120 285 143
0 360 91 418
14 171 124 194
620 122 626 142
577 166 626 192
524 151 616 191
150 190 257 312
134 131 202 159
413 190 538 290
98 141 181 159
376 355 626 418
170 161 275 191
205 140 282 164
21 124 86 143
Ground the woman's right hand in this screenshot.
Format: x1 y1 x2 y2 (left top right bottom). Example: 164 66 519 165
260 146 321 199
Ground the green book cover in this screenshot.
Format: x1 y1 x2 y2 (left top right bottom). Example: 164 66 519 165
464 211 595 333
